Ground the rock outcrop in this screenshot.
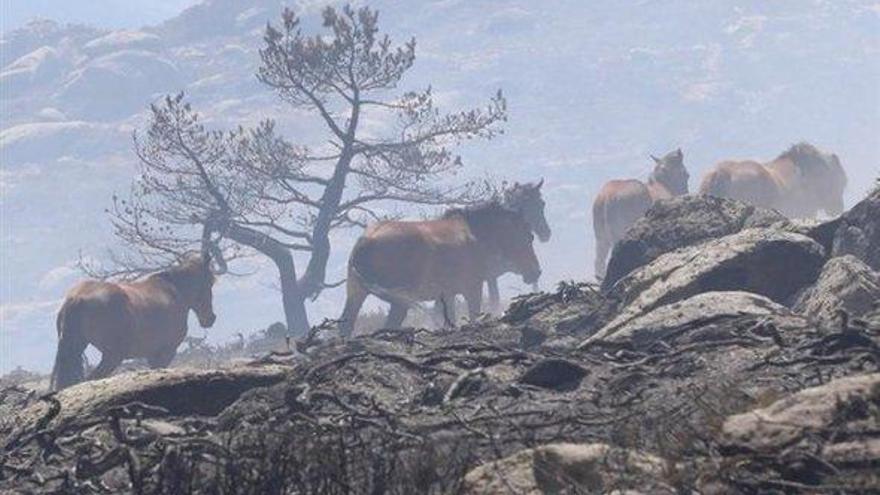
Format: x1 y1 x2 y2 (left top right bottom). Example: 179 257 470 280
718 373 880 492
602 196 788 289
794 255 880 327
4 365 288 435
463 443 671 494
722 372 880 454
602 228 826 332
581 290 795 348
832 188 880 270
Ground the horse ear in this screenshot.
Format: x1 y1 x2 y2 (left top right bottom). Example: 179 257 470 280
535 178 544 189
650 155 661 165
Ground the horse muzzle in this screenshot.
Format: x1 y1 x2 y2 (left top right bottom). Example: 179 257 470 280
522 269 541 286
536 224 552 243
199 313 217 328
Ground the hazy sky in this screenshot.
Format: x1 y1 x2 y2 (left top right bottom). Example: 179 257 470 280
1 0 878 373
0 0 199 32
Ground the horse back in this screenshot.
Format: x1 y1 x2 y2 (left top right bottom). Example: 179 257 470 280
63 280 130 312
60 280 133 348
593 179 653 240
353 218 483 298
700 160 779 209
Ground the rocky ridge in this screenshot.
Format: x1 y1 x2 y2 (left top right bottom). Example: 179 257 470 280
1 191 878 493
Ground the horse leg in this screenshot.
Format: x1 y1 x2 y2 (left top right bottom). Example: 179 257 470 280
464 284 483 321
434 294 456 327
593 199 610 281
385 303 409 329
89 351 123 381
339 275 369 337
486 278 501 314
147 347 177 369
594 237 609 281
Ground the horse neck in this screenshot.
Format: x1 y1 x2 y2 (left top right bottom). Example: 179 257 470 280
460 206 506 244
764 158 797 191
646 178 674 201
500 192 522 213
150 270 199 304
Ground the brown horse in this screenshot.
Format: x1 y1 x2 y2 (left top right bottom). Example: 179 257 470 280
339 202 542 336
699 142 846 218
592 148 689 278
51 254 217 390
485 179 551 311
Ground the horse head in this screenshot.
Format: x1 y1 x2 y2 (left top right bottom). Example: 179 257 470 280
502 178 551 242
178 251 218 328
783 142 848 216
482 207 542 285
650 148 689 196
823 153 847 215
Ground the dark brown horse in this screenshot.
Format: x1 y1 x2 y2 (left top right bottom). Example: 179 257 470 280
339 202 542 336
485 179 551 311
700 142 847 218
592 149 689 278
51 254 218 390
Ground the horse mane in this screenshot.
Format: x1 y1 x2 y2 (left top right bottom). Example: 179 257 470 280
150 254 213 287
442 200 514 234
442 200 507 219
777 142 828 171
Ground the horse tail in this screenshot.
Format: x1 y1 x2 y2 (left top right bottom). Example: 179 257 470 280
592 193 614 280
50 300 87 391
700 169 731 198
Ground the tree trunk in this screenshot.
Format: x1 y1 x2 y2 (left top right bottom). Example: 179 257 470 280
276 253 310 338
224 223 311 337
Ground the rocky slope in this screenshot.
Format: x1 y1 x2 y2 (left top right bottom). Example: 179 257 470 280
1 191 878 493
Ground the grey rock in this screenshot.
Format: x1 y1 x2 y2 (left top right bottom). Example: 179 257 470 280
603 196 788 289
601 228 825 334
56 50 183 120
832 189 880 270
463 442 671 494
721 372 880 455
582 291 792 348
793 255 880 327
518 358 587 390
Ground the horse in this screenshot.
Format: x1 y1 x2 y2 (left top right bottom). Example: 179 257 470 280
699 142 846 218
51 253 218 390
485 179 551 312
338 202 542 336
592 148 689 279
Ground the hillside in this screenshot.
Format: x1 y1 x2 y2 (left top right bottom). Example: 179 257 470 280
1 191 878 493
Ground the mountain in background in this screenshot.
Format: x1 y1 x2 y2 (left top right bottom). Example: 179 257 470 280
2 0 878 372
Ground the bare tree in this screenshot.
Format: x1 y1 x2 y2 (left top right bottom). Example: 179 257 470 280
98 5 507 336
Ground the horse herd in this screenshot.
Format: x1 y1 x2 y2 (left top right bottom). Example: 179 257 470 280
50 142 847 390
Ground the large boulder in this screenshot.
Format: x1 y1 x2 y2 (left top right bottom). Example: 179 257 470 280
462 442 671 494
720 373 880 490
0 46 68 97
82 30 163 56
793 255 880 327
601 228 826 333
832 188 880 271
56 50 183 120
1 365 287 439
602 196 787 289
0 121 130 164
581 291 794 348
